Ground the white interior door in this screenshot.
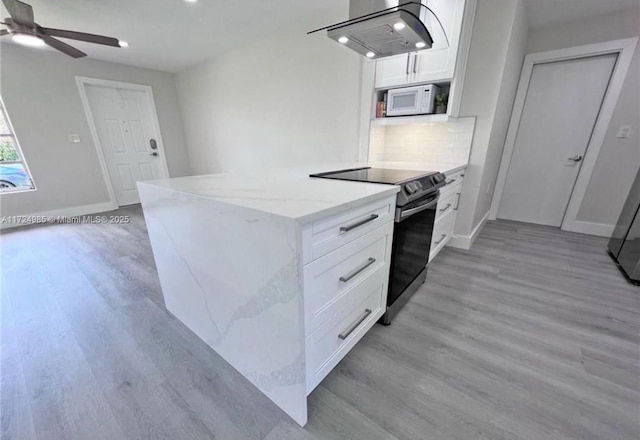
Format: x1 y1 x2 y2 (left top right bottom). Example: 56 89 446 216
498 53 617 226
85 85 168 206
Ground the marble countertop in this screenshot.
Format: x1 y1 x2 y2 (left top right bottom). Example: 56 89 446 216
139 160 467 223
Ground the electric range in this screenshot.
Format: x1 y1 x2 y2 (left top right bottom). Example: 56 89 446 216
310 167 446 324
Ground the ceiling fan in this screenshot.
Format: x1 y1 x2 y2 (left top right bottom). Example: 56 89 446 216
0 0 122 58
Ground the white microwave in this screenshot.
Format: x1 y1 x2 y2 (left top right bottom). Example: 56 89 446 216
386 84 440 116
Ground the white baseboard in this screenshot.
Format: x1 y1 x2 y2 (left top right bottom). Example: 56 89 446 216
562 220 614 238
0 201 118 230
448 211 489 250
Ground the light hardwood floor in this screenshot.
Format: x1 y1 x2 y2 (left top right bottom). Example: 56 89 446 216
1 205 638 440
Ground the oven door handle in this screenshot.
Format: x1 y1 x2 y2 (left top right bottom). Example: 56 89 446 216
398 196 440 221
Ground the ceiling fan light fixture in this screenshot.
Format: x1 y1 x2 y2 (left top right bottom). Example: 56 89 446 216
11 33 45 47
1 0 122 58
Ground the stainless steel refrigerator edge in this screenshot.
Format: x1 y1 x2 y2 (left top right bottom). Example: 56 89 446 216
609 168 640 284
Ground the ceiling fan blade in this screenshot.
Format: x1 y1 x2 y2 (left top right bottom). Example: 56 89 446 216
2 0 34 26
42 35 86 58
40 28 120 47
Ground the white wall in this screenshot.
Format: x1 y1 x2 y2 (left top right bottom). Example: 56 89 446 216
474 0 529 227
0 44 190 217
453 0 529 240
526 8 640 228
175 5 365 175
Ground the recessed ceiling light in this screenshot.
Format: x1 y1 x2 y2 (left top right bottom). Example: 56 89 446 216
415 41 426 48
393 22 406 30
11 33 46 47
184 0 198 3
338 36 349 44
366 51 375 58
118 40 129 47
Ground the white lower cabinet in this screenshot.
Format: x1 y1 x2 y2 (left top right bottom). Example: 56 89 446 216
301 196 395 394
305 275 386 392
303 223 392 335
430 169 465 262
435 188 458 223
430 208 455 261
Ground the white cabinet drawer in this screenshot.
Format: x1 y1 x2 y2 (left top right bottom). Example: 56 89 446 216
443 169 465 190
306 283 384 393
303 222 392 335
430 210 455 261
441 181 463 202
435 189 458 223
302 196 395 264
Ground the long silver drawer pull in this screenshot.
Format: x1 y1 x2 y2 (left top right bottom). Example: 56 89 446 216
439 203 452 213
339 309 372 340
446 178 456 185
339 258 376 283
434 234 447 245
340 214 378 233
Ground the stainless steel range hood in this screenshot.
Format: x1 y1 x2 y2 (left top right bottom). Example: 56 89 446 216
309 1 434 59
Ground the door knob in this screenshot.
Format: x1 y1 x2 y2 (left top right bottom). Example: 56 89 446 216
150 152 159 157
568 155 583 162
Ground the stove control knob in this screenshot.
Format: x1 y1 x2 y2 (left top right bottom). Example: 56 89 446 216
406 182 418 194
415 181 423 190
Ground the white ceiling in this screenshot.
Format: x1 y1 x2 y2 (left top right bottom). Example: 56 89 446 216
524 0 640 29
0 0 344 72
3 0 638 72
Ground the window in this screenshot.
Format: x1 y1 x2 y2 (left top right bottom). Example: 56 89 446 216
0 97 35 192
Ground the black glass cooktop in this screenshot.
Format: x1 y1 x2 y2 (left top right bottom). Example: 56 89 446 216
310 167 437 185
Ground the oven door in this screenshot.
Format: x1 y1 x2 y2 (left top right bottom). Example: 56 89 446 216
387 192 439 307
387 88 423 116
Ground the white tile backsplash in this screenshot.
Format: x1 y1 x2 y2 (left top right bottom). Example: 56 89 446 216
368 117 476 164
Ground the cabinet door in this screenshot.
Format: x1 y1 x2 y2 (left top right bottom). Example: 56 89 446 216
413 0 465 83
374 53 412 89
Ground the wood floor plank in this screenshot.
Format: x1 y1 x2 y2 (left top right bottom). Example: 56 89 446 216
1 299 37 440
264 386 402 440
417 290 640 408
391 306 639 439
116 297 284 439
581 347 640 390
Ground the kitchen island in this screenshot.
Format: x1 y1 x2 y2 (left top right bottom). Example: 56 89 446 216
138 168 399 426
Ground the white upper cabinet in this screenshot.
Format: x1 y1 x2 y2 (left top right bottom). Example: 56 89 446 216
374 53 415 90
375 0 466 88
